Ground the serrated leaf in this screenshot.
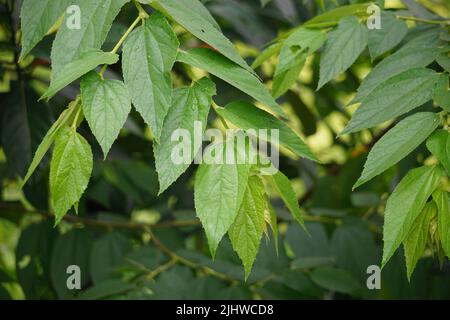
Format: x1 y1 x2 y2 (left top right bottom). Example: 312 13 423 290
432 73 450 112
264 171 305 229
216 101 317 161
426 129 450 174
177 48 286 118
194 144 250 257
152 0 254 74
50 126 93 225
382 165 443 267
266 201 278 254
354 112 440 189
20 0 73 60
122 12 179 141
50 0 128 76
403 202 436 280
41 50 119 101
228 176 267 278
342 68 439 135
154 78 216 194
433 190 450 258
368 11 408 61
80 71 132 157
317 16 368 90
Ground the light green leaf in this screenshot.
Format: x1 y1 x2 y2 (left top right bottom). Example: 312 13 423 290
426 129 450 174
152 0 254 74
251 42 282 69
432 73 450 112
177 48 286 118
403 202 436 280
50 0 128 76
154 78 216 194
40 50 119 101
80 71 132 157
266 202 279 254
216 101 317 161
272 60 304 99
228 176 267 278
317 16 368 90
354 112 440 189
382 165 443 267
437 53 450 73
304 3 370 26
264 171 305 229
50 126 93 225
367 11 408 61
433 190 450 257
354 46 439 102
342 68 439 135
122 12 179 141
194 144 250 257
20 0 72 60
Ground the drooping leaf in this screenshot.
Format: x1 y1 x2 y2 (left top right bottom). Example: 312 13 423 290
177 48 286 118
342 68 439 135
216 101 317 161
80 71 132 157
354 112 440 189
228 176 267 278
122 12 179 141
433 190 450 258
50 0 128 76
154 78 216 194
50 126 93 224
317 16 368 89
382 165 443 267
41 50 119 101
426 129 450 174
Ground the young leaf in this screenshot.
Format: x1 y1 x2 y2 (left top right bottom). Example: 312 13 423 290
50 126 93 225
154 78 216 194
304 3 370 26
317 16 368 90
382 165 443 267
194 144 250 257
50 0 128 76
122 12 179 141
367 11 408 61
80 71 132 157
426 129 450 174
177 48 286 118
228 176 267 278
20 0 72 60
433 190 450 258
252 42 282 69
354 112 440 189
432 73 450 112
264 171 306 229
403 202 436 280
216 101 317 161
342 68 439 135
40 50 119 101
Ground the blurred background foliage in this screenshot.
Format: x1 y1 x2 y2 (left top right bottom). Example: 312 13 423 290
0 0 450 300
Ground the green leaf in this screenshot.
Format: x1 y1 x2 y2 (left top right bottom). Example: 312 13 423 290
403 202 436 280
264 171 306 229
122 12 179 141
80 71 132 157
354 112 440 189
41 50 119 101
20 0 72 60
251 42 282 69
50 126 93 224
354 46 439 103
432 73 450 112
342 68 439 135
266 202 279 254
367 11 408 61
426 129 450 174
228 176 267 278
437 53 450 73
177 48 286 118
304 3 370 26
310 267 361 294
317 16 368 89
272 60 304 99
78 279 134 300
154 78 216 194
194 144 250 257
216 101 317 161
382 165 443 267
433 190 450 257
152 0 254 74
50 0 128 76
